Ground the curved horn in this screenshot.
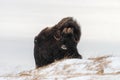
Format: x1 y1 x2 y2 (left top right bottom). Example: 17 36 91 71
54 30 61 41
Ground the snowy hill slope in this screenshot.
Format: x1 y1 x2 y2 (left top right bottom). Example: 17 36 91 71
0 56 120 80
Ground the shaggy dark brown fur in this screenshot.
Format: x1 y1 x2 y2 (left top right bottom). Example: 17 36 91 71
34 17 82 68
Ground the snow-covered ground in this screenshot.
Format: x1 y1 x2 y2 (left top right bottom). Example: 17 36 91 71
0 55 120 80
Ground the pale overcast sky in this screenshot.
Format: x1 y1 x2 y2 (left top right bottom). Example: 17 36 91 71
0 0 120 67
0 0 120 42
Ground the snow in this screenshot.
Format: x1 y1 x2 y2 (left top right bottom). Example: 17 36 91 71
105 57 120 73
0 65 33 76
0 56 120 80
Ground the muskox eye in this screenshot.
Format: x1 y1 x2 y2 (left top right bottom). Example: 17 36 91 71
61 45 67 50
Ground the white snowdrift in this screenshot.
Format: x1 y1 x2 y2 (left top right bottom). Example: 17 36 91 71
0 56 120 80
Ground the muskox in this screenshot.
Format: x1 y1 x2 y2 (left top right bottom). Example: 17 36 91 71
34 17 82 68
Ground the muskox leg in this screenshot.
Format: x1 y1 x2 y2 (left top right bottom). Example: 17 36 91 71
71 49 82 59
